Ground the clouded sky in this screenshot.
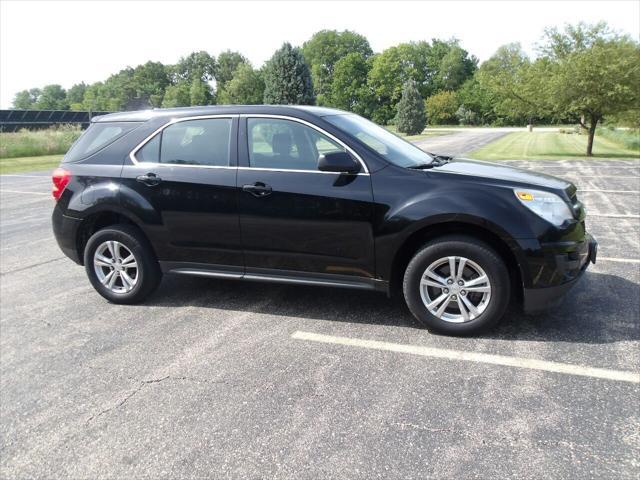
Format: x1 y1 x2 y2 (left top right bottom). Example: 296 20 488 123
1 0 638 108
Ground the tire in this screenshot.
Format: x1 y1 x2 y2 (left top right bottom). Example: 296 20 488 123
403 235 510 336
84 224 161 304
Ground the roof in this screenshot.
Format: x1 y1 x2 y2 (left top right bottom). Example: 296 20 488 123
92 105 348 123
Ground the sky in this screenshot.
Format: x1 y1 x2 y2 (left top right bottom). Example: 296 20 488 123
1 0 639 108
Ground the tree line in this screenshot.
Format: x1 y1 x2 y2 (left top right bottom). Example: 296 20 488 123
12 22 640 155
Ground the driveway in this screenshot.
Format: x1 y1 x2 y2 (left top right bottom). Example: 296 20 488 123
413 130 510 157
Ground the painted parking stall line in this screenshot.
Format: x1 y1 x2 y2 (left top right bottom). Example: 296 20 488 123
579 189 640 194
291 331 640 384
588 213 640 219
0 189 50 196
597 257 640 264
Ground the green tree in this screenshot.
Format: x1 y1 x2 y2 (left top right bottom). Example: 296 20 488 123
216 50 248 90
218 63 264 104
537 22 640 155
34 84 68 110
161 82 191 108
426 39 477 92
395 80 427 135
302 30 372 105
331 52 376 117
132 61 170 107
263 42 314 105
368 42 431 123
476 43 543 125
173 51 217 83
456 78 496 125
189 79 211 106
12 88 40 109
425 91 459 125
437 45 477 91
66 83 87 110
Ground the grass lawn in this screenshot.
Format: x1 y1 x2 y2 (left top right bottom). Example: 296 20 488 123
0 155 63 174
385 126 450 142
468 132 639 161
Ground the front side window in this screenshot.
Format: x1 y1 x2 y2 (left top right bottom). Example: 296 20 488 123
247 118 344 171
324 114 434 168
136 118 232 166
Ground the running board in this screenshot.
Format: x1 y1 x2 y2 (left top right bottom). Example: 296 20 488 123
161 262 386 292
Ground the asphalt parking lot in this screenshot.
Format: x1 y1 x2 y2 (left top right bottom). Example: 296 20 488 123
1 158 639 479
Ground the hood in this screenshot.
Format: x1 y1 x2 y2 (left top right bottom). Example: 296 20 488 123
432 158 575 195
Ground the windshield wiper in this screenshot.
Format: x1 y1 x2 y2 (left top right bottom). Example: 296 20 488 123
408 163 435 170
408 153 452 170
425 152 452 166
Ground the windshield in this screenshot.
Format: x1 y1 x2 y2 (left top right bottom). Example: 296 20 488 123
324 114 433 167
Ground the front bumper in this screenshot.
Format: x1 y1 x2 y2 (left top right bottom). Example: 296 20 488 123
522 234 597 313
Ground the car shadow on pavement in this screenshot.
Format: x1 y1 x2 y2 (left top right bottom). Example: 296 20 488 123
146 271 638 344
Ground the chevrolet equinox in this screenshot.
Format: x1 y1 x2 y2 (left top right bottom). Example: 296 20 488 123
52 106 597 335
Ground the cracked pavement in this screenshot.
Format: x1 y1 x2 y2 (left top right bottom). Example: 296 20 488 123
1 160 639 479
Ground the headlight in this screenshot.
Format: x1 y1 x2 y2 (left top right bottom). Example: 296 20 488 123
513 189 574 226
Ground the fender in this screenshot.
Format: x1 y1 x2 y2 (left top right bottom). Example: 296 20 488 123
372 172 538 283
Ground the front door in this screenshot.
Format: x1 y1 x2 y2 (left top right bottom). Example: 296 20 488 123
237 116 375 281
120 116 243 271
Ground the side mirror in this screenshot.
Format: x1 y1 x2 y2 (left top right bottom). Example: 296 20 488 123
317 151 360 174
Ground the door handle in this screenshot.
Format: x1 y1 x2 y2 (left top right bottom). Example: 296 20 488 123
136 173 162 187
242 182 272 198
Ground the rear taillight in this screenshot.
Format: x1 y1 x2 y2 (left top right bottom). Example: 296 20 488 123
52 168 70 201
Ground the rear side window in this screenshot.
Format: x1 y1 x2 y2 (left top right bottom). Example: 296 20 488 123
65 122 139 162
135 118 232 166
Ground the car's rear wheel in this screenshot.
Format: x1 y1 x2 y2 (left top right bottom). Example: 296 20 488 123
403 235 510 335
84 224 161 304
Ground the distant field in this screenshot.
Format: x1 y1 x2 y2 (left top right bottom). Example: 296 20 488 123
468 131 639 160
0 155 63 174
0 127 80 159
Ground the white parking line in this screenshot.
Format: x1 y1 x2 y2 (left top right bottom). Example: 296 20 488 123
564 175 640 179
0 189 50 196
0 174 50 178
588 213 640 219
535 165 640 169
292 331 640 383
579 189 640 194
598 257 640 264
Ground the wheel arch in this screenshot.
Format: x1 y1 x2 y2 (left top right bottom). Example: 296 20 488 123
388 221 525 302
75 208 154 266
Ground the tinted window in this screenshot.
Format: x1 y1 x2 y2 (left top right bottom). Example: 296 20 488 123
65 122 140 162
247 118 344 171
136 118 232 166
324 114 433 168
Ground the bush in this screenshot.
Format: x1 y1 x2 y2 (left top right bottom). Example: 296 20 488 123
456 105 478 126
597 127 640 150
0 125 82 159
395 80 426 135
425 91 459 125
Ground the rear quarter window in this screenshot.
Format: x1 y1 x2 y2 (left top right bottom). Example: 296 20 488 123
64 122 140 162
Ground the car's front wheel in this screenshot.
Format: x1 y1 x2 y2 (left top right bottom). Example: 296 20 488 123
403 235 510 335
84 224 161 304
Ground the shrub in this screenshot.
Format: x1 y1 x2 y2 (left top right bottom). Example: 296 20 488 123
0 125 82 159
425 91 459 125
597 127 640 151
395 80 426 135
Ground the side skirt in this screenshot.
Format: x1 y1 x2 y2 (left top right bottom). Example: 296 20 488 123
159 262 388 293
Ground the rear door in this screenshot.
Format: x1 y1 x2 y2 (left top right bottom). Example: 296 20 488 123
236 116 375 282
119 115 243 272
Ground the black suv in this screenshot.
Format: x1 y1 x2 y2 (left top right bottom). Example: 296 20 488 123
52 106 596 335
